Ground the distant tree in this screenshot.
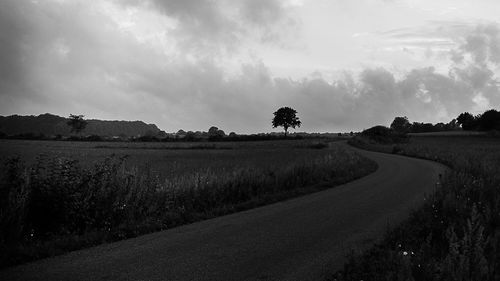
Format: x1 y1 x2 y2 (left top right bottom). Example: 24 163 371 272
434 122 446 131
208 126 225 140
407 118 460 133
410 122 437 133
272 107 301 136
156 131 168 138
67 114 87 134
362 125 408 144
445 119 460 131
362 125 392 137
194 131 204 138
457 112 477 130
185 131 197 141
143 130 156 137
478 109 500 131
208 126 218 135
390 116 411 134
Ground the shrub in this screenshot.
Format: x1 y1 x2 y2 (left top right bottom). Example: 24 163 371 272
361 125 408 144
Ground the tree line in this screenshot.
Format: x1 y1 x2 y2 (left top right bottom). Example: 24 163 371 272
456 109 500 131
61 107 303 142
390 108 500 134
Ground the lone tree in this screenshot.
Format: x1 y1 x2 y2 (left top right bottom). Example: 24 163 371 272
272 106 301 136
67 114 88 135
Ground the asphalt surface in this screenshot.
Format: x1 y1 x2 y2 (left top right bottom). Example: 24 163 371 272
0 145 447 281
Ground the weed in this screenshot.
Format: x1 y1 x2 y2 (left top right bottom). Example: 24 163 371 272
0 142 377 268
334 136 500 280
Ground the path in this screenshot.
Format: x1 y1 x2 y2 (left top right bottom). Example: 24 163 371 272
0 145 447 281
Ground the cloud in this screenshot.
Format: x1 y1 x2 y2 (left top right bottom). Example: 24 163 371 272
377 21 478 63
0 0 498 134
459 24 500 65
0 0 296 132
144 0 238 55
241 0 285 26
0 1 34 101
120 0 299 55
451 23 500 106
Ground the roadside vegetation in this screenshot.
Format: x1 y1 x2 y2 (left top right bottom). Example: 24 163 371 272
0 140 377 268
332 132 500 280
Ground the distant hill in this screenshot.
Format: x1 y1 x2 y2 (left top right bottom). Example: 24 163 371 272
0 113 163 137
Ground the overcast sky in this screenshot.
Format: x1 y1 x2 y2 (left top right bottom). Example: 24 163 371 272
1 0 499 133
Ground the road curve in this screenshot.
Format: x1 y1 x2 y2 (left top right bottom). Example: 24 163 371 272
0 145 447 281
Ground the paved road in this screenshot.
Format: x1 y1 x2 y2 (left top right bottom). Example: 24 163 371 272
0 145 447 281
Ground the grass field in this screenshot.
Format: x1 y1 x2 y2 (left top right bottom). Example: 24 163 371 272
0 139 340 179
334 136 500 280
407 131 488 137
0 138 377 268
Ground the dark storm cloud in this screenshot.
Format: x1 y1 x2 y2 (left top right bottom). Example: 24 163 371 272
124 0 296 54
146 0 238 54
0 0 498 133
0 1 34 100
0 0 172 119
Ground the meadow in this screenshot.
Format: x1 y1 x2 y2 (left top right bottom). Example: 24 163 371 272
333 135 500 280
0 138 377 268
0 139 343 179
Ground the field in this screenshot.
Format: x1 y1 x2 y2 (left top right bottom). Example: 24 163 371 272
0 138 377 268
407 131 488 137
0 139 347 180
334 136 500 280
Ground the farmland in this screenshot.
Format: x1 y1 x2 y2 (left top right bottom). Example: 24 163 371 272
0 139 351 179
0 138 377 268
335 135 500 280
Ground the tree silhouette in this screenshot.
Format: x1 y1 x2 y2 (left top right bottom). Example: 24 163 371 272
272 107 301 136
390 116 411 134
208 126 225 140
478 109 500 131
457 112 477 130
67 114 87 134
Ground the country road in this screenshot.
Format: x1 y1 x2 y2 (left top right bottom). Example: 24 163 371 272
0 145 447 281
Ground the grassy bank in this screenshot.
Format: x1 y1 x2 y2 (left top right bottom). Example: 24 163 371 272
0 141 376 268
332 136 500 280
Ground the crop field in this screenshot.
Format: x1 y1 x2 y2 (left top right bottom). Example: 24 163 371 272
0 139 343 179
0 138 377 268
336 135 500 280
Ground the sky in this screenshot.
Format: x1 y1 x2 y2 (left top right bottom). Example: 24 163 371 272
0 0 499 133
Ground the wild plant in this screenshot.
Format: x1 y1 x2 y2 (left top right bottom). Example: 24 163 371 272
0 145 376 267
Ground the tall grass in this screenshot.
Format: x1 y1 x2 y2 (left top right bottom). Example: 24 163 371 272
333 136 500 280
0 145 376 268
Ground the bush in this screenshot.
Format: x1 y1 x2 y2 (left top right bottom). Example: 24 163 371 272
361 126 408 144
